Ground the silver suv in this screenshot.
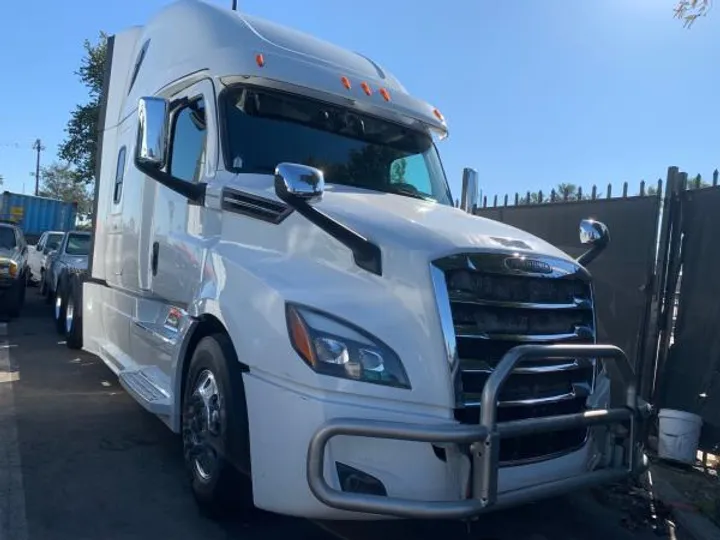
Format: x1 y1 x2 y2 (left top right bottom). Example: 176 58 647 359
43 231 91 332
0 221 29 317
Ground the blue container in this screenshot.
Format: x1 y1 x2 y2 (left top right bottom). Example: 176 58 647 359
0 191 78 243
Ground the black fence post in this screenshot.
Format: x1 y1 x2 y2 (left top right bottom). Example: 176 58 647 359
650 168 686 405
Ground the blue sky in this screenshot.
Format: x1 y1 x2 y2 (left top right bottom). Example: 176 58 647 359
0 0 716 202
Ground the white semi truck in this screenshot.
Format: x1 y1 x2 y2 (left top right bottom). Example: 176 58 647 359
60 0 647 521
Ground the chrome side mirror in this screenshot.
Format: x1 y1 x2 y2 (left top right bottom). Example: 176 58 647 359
577 219 610 267
460 167 478 213
579 219 609 245
136 97 169 168
274 163 325 204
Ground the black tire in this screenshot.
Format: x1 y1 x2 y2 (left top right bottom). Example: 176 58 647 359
65 274 83 350
181 334 253 518
39 270 47 297
53 276 68 334
45 273 54 304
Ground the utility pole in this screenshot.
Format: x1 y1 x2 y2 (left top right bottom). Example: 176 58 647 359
32 138 44 196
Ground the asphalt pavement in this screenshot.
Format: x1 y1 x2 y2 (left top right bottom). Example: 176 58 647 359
0 291 689 540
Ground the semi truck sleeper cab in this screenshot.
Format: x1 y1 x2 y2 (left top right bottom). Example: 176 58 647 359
59 0 648 521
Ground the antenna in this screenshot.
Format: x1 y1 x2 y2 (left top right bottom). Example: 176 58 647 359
231 0 238 10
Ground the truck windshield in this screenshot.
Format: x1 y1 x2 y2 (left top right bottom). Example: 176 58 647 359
223 86 453 205
0 227 16 250
66 234 91 256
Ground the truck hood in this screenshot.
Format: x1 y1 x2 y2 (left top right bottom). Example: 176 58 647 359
314 186 574 262
62 255 88 269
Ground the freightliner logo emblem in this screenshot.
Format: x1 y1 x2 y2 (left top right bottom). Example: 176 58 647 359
504 257 553 274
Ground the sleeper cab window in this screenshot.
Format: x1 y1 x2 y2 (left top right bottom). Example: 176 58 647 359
169 98 207 183
113 146 127 204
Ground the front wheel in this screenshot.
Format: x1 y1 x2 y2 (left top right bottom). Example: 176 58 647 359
64 275 83 350
39 269 47 297
181 334 254 518
53 279 67 334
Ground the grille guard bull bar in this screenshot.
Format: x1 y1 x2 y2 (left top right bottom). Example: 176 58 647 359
306 344 647 519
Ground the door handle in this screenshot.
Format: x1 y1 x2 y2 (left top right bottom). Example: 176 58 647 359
151 242 159 276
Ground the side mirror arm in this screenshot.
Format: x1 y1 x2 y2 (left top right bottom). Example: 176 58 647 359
576 235 609 267
134 161 206 204
274 163 382 276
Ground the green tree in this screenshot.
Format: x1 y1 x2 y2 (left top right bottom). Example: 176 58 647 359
39 162 93 220
687 173 710 189
674 0 711 27
58 32 108 186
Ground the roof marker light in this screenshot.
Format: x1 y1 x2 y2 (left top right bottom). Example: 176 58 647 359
341 76 351 90
379 88 391 102
255 53 265 67
360 82 372 96
433 108 445 123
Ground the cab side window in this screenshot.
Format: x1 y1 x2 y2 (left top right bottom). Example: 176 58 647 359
113 146 127 204
169 98 207 183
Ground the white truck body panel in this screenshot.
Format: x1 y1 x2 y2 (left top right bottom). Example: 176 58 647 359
80 0 637 521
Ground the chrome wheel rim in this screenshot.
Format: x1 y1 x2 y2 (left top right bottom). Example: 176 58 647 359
54 292 62 320
184 369 223 483
65 296 74 334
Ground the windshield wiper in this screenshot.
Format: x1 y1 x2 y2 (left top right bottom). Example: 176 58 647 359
384 184 433 201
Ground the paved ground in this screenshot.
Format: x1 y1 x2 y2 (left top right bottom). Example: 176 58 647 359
0 292 689 540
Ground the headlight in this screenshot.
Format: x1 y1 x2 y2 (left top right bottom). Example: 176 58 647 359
285 303 411 389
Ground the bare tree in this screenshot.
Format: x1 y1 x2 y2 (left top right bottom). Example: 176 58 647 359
674 0 712 27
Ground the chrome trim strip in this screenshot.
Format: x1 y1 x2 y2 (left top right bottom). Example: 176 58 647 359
449 297 592 311
455 330 591 342
498 391 577 408
430 265 458 368
461 359 588 375
464 382 592 408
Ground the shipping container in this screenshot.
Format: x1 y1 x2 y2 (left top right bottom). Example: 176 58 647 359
0 191 78 243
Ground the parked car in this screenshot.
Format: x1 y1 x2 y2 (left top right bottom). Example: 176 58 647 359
0 220 29 317
43 231 91 332
28 230 64 288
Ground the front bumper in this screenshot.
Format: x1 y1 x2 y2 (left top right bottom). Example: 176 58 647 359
306 343 646 519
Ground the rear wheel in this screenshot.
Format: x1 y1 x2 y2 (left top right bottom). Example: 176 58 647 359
181 334 254 518
53 277 67 334
65 275 83 350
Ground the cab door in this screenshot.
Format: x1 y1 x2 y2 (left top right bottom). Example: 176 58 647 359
139 78 218 305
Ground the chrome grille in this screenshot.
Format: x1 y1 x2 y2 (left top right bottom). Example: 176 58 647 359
433 252 596 465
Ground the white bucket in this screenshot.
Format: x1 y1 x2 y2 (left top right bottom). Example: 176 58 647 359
658 408 703 465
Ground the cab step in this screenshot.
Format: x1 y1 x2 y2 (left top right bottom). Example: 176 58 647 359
118 368 171 415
